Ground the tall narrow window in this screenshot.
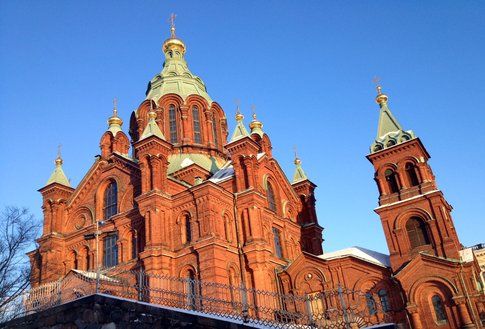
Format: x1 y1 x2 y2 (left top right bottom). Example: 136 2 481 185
405 163 420 186
384 169 399 194
432 295 447 323
103 234 118 268
169 104 178 143
406 217 430 248
273 227 283 258
131 230 138 259
185 215 192 243
378 289 391 312
192 106 201 144
85 251 90 271
103 181 118 220
212 115 219 148
267 183 277 212
186 270 196 310
366 293 377 315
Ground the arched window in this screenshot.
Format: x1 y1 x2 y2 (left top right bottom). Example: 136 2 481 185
378 289 391 312
272 227 283 259
366 293 377 315
267 183 277 212
406 217 430 248
405 163 420 186
184 214 192 244
212 115 219 148
384 169 399 194
192 106 201 144
186 269 197 310
169 104 178 143
103 234 118 268
103 181 118 220
432 295 447 323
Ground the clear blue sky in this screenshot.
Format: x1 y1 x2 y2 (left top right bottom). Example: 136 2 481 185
1 1 484 254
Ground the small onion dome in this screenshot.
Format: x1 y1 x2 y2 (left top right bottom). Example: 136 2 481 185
108 108 123 127
294 157 301 165
249 113 263 130
148 110 157 120
235 111 244 122
55 156 63 166
375 85 388 105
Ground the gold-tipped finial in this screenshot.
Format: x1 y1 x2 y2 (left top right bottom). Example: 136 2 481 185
148 109 157 120
169 13 177 38
373 76 388 105
293 145 301 165
162 13 186 54
55 144 63 166
249 104 263 130
108 97 123 127
235 99 244 121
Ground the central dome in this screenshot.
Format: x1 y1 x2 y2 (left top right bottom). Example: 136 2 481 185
145 33 212 104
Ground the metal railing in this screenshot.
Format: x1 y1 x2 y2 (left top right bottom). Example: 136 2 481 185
15 269 395 328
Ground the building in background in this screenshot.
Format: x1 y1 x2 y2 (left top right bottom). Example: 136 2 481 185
28 21 484 328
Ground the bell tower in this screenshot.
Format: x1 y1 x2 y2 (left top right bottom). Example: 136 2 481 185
366 86 461 272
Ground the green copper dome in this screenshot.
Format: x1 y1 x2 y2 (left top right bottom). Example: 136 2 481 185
145 33 212 104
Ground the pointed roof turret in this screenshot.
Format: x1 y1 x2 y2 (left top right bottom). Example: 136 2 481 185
370 85 415 153
141 110 165 140
249 105 264 138
292 151 308 184
46 149 71 187
230 107 250 142
107 98 123 136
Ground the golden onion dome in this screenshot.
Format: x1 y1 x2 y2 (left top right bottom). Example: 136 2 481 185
148 110 157 120
108 108 123 127
55 156 63 166
375 85 389 105
249 113 263 130
162 36 186 55
235 111 244 122
294 157 302 165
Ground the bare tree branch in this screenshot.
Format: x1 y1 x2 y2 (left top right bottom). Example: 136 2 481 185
0 206 40 322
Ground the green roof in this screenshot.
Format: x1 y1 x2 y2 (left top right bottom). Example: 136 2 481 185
370 99 415 153
292 159 308 184
145 38 212 105
46 157 71 187
140 114 165 140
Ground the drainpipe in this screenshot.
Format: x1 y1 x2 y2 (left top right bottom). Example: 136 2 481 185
459 261 480 327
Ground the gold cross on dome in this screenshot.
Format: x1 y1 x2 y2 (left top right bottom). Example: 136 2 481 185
293 145 298 159
372 76 381 86
251 104 256 115
168 13 177 38
234 98 241 113
57 144 62 158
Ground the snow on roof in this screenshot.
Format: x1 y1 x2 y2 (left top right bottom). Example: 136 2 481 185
71 269 119 283
209 161 234 183
319 246 390 268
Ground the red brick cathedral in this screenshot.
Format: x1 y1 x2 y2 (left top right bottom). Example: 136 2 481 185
29 23 484 328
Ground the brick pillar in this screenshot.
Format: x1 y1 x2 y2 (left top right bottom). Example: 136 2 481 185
453 297 474 327
406 304 423 329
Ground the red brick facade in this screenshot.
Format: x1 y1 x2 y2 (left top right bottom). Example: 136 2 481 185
29 29 484 328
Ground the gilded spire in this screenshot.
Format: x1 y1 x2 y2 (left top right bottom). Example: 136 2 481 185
230 105 250 142
370 83 415 153
46 146 71 187
292 147 308 183
162 13 186 55
140 107 165 140
249 105 264 138
108 98 123 136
